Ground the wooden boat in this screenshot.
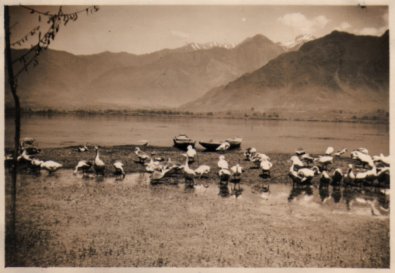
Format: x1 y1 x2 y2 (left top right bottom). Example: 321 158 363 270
173 134 195 150
199 140 222 151
225 137 242 149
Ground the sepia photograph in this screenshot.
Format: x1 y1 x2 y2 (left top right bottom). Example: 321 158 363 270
2 0 391 269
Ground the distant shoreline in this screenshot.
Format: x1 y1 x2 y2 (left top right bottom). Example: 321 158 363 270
5 108 389 125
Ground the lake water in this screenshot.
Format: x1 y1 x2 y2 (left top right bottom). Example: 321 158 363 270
5 115 389 155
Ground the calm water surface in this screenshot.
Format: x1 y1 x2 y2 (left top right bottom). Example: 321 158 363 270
5 115 389 154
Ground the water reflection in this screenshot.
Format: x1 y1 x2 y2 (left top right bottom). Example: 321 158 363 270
319 183 330 202
331 186 341 203
288 184 313 202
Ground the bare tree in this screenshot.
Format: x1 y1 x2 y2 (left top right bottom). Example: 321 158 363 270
4 5 99 264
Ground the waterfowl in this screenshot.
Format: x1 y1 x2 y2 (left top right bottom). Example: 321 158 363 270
230 164 243 179
315 155 333 171
320 171 331 185
194 165 211 178
289 155 304 169
218 168 232 181
216 141 230 152
351 151 374 168
113 160 125 179
78 144 89 152
301 153 314 164
30 158 44 172
145 157 162 173
40 160 63 174
186 145 197 163
260 160 273 177
73 160 92 175
331 168 343 186
297 166 320 183
217 155 229 170
135 147 150 163
94 146 105 176
325 146 334 155
17 149 32 163
334 148 347 157
150 166 173 182
373 153 390 166
288 163 304 184
182 154 196 178
244 147 257 161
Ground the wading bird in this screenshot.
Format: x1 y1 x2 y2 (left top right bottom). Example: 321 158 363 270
113 160 126 179
94 146 105 176
73 160 92 176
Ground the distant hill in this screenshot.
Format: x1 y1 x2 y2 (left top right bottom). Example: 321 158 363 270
5 34 284 110
183 31 389 117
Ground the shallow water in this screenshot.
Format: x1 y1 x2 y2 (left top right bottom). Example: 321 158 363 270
5 115 389 154
13 170 390 218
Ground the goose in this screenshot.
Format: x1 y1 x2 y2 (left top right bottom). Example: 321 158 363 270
194 165 211 178
331 168 343 186
260 160 273 177
325 146 334 155
244 147 257 161
144 157 162 173
218 168 232 181
30 158 44 171
355 166 377 182
288 163 304 184
73 160 92 175
357 147 369 155
301 153 314 164
343 164 356 185
113 160 125 179
334 148 347 157
320 170 331 185
217 155 229 170
135 147 150 163
78 144 89 152
186 145 197 163
182 154 196 178
150 166 173 182
315 155 333 171
376 167 389 187
216 141 230 152
295 148 305 156
40 160 62 174
230 164 243 179
289 155 304 169
17 149 32 163
297 166 320 183
373 153 390 166
93 146 105 176
351 151 374 168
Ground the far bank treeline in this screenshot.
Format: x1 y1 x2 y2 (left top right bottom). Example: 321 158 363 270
5 107 389 124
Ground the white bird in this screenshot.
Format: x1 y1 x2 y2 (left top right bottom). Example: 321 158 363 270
260 160 273 173
301 153 314 164
194 165 210 178
78 144 89 152
135 147 150 163
144 158 162 173
218 168 232 181
113 160 125 179
17 149 32 162
186 145 197 162
373 153 390 166
316 155 333 164
94 146 105 176
217 155 229 169
320 170 331 185
297 166 320 182
334 148 347 157
40 160 62 173
216 141 231 152
150 167 173 182
73 160 92 175
30 158 44 171
351 151 374 168
357 147 369 155
295 148 305 156
331 168 343 186
230 164 243 177
290 155 304 168
325 146 334 155
244 147 257 160
182 154 196 177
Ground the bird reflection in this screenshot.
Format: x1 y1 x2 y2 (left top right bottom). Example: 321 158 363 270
288 184 313 202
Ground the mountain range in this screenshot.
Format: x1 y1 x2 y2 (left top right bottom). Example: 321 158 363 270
5 34 284 110
183 30 389 117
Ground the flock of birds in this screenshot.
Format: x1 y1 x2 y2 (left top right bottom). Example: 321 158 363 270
6 138 390 191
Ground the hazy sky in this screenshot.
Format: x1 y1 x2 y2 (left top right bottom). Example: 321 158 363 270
9 5 388 55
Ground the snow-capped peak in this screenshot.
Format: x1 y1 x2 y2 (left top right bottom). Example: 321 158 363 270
186 42 235 51
280 33 316 51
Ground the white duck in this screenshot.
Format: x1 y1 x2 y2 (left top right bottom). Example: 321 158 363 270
325 146 334 155
230 164 243 178
186 145 197 162
260 160 273 175
40 160 63 174
290 155 304 169
217 155 229 170
216 141 230 152
73 160 92 175
297 166 320 183
113 160 125 179
135 147 150 163
218 168 232 181
94 146 105 176
194 165 210 178
144 157 162 173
